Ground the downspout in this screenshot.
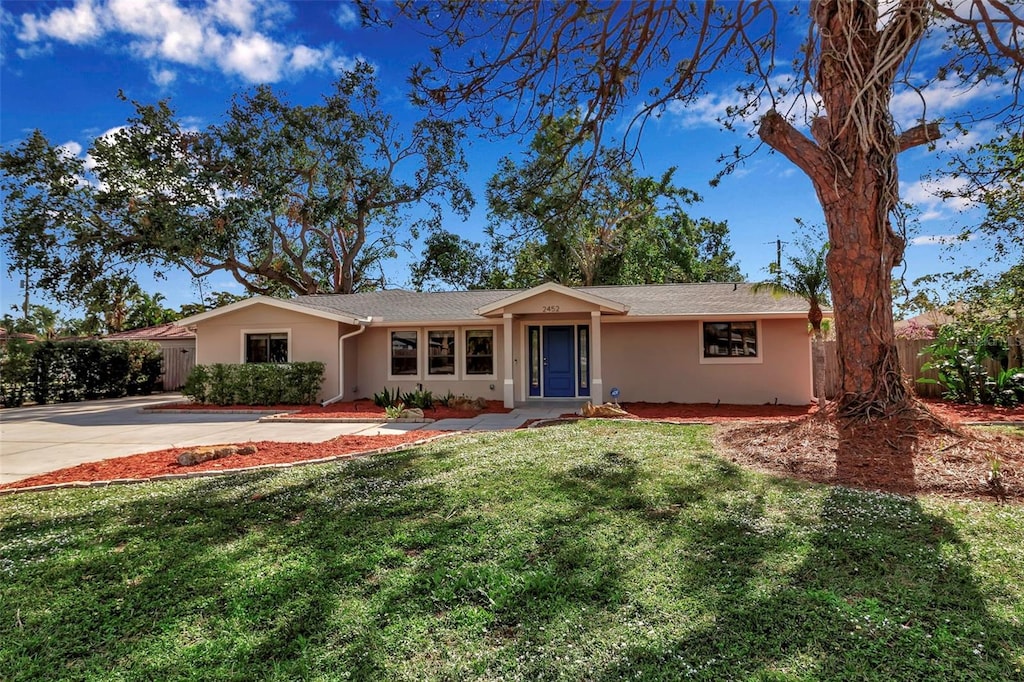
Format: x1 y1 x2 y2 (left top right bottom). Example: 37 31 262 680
321 317 372 406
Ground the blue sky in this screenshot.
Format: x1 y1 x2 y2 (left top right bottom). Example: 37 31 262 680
0 0 1001 318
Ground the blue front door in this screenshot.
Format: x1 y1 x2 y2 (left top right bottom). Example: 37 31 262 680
543 326 575 397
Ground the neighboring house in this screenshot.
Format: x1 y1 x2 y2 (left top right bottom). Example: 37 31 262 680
174 282 818 406
104 323 196 390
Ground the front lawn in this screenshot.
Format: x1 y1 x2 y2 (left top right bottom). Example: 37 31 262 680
2 421 1022 681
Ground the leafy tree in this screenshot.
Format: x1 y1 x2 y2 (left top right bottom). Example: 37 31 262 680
1 63 473 301
388 0 1024 483
410 231 508 291
486 114 737 287
753 241 831 410
943 134 1023 262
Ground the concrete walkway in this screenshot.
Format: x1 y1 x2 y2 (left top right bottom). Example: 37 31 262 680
0 395 580 485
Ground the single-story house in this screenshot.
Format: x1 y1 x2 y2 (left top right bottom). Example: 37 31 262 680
104 323 196 390
174 282 819 406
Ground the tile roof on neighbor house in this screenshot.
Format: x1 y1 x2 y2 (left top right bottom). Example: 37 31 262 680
290 282 819 323
104 322 196 341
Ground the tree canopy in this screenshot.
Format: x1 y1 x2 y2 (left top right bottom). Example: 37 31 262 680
0 62 473 301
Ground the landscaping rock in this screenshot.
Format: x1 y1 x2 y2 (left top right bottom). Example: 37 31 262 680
398 407 425 420
177 444 258 467
580 402 632 418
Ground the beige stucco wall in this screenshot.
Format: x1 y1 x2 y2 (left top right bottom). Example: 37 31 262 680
498 291 603 316
351 325 506 402
600 318 812 405
193 304 347 400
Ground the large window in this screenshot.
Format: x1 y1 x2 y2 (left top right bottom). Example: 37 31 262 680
245 332 288 363
703 321 758 358
391 330 418 376
465 329 494 376
428 329 456 376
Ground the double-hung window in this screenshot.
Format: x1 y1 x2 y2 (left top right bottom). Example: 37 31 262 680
391 330 418 376
465 329 494 376
428 329 456 376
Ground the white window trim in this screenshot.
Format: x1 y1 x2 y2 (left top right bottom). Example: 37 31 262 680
387 329 421 381
425 327 459 381
697 320 764 365
462 327 498 381
240 328 292 364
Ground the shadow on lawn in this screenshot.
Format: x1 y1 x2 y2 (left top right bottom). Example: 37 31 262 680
1 425 1021 680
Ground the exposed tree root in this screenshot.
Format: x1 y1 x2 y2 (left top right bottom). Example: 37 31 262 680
716 410 1022 503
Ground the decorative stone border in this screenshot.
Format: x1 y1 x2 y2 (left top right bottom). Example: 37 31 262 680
258 414 435 424
0 432 460 496
140 403 299 416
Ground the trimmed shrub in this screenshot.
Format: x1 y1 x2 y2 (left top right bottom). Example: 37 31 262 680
181 362 325 406
0 338 33 407
9 340 162 405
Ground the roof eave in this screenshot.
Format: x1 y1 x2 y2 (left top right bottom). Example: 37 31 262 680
174 295 369 327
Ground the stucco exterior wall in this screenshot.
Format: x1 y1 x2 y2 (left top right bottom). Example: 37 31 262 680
600 318 812 405
352 325 506 402
193 304 345 400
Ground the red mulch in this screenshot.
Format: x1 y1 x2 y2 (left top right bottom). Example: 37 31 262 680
616 402 818 423
292 400 512 420
919 398 1024 424
149 399 512 420
1 431 445 491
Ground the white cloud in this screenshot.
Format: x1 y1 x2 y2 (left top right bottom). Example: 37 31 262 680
662 75 821 130
13 0 356 84
18 0 102 44
900 175 978 222
207 0 257 32
220 33 286 82
151 67 177 87
289 45 325 72
890 77 1007 128
335 2 358 28
909 234 970 246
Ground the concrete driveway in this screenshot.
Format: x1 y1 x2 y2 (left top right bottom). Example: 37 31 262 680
0 394 409 485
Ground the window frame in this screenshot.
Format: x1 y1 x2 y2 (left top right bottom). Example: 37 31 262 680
240 328 291 364
463 328 497 380
388 329 421 380
426 328 458 380
698 320 763 365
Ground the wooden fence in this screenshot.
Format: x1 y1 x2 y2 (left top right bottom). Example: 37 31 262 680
159 344 195 391
816 338 1004 400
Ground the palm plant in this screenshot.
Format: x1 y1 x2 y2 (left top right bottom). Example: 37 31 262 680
753 242 831 410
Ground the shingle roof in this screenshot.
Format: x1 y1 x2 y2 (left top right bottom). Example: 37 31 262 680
105 323 196 341
291 283 817 323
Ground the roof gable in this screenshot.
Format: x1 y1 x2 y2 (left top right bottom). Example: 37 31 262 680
474 282 629 317
175 295 368 327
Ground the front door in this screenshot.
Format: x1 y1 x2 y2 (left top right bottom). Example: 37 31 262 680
543 325 575 397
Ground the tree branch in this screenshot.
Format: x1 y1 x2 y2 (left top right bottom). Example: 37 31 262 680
897 122 942 152
758 110 825 179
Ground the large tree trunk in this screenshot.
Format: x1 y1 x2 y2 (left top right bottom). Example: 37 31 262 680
760 0 938 490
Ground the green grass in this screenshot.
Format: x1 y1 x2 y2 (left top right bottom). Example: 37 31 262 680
2 421 1022 681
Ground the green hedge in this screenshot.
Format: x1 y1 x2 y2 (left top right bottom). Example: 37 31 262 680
182 362 325 406
0 339 162 407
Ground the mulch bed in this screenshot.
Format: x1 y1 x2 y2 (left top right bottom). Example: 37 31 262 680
715 406 1023 504
1 431 445 491
150 399 512 420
